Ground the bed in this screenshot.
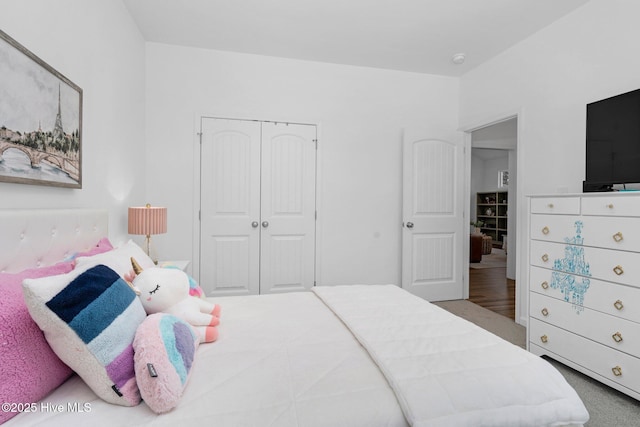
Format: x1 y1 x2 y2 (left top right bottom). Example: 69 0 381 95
1 209 589 427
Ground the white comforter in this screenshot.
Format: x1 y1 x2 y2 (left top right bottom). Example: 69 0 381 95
6 285 588 427
313 285 589 427
6 291 406 427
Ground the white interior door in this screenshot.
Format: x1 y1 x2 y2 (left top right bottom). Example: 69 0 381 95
260 122 317 293
402 128 465 301
200 118 261 296
199 118 316 296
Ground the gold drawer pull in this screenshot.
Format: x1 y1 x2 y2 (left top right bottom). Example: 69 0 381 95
607 203 615 209
612 332 623 343
541 308 549 317
542 226 550 235
614 300 624 310
541 281 549 290
612 366 622 377
540 335 548 344
613 232 623 242
541 254 549 262
547 203 554 209
613 265 624 276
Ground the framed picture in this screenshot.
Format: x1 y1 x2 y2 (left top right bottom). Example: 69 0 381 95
498 170 509 188
0 29 82 188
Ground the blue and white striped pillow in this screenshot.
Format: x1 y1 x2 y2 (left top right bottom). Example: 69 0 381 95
23 264 146 406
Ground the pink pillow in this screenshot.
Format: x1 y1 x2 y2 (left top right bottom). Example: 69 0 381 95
0 262 75 424
76 237 114 257
67 237 114 263
133 313 199 413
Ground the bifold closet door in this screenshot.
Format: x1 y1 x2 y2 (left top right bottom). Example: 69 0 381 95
199 118 316 296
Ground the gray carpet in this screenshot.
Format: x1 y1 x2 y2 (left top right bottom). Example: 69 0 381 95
434 300 640 427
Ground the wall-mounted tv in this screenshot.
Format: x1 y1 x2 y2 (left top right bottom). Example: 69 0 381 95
584 87 640 192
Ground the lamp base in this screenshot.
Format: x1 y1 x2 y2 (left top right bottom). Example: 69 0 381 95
144 235 159 265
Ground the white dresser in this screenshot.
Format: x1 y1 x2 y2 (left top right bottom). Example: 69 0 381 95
528 193 640 400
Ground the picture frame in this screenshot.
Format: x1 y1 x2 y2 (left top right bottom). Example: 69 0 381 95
0 29 82 188
498 170 509 188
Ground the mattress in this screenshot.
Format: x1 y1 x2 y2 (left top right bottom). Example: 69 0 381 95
5 286 588 427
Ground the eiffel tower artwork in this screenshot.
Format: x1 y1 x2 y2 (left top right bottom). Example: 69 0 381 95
52 84 65 143
550 221 591 313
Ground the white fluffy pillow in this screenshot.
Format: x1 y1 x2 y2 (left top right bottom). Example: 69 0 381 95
75 240 155 277
23 264 147 406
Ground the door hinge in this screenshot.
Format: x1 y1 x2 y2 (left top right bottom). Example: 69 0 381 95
198 210 201 221
314 281 316 287
313 139 318 149
315 210 317 220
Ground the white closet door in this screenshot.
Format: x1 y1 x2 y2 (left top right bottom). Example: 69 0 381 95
200 118 261 296
402 128 465 301
259 122 317 293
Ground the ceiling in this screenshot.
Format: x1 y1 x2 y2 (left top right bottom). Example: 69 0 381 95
123 0 590 77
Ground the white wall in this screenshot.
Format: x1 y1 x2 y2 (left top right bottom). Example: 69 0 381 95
460 0 640 323
145 43 459 285
0 0 146 242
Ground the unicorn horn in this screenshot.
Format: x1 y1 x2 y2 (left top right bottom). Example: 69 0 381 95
131 257 144 275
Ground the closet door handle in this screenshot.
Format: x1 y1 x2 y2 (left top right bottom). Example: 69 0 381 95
251 221 259 228
262 221 269 228
406 222 414 229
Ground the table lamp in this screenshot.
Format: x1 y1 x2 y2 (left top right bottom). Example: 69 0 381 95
128 203 167 263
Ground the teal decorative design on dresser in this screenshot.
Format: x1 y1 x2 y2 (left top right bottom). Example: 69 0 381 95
550 221 591 313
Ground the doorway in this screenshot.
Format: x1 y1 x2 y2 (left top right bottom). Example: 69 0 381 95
468 118 517 319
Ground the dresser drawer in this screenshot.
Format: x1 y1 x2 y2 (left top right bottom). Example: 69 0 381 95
530 197 580 215
529 266 640 323
531 215 640 252
529 318 640 393
530 240 640 287
530 292 640 355
579 216 640 252
530 214 580 244
582 195 640 217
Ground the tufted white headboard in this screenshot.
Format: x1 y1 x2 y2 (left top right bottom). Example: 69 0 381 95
0 209 108 274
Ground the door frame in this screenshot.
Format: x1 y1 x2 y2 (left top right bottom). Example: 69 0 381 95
459 108 526 326
191 113 323 288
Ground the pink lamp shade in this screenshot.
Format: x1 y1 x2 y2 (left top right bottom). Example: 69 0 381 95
128 204 167 237
128 204 167 259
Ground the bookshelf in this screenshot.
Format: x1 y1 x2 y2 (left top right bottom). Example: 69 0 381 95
475 191 508 245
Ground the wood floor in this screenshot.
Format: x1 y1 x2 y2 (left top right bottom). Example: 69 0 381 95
469 266 516 320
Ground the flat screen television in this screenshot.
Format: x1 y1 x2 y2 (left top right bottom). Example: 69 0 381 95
584 87 640 192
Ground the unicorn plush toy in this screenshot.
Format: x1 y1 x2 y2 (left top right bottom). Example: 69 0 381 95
129 258 221 343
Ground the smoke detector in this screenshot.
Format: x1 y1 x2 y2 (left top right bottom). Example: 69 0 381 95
451 53 466 65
